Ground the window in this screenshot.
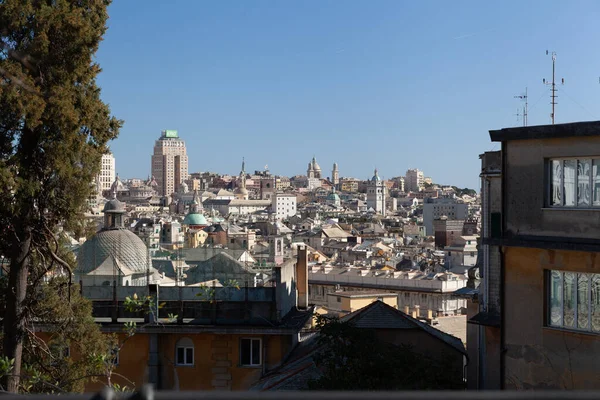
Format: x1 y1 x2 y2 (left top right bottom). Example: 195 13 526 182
548 270 600 333
240 338 261 366
549 158 600 207
336 296 341 303
176 338 194 366
421 293 427 300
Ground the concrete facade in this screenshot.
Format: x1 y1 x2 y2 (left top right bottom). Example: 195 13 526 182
484 121 600 390
423 198 469 235
151 130 189 197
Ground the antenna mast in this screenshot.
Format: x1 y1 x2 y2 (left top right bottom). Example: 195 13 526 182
514 108 522 126
514 87 528 126
543 51 564 124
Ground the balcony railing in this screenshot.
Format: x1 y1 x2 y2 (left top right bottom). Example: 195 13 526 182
1 386 598 400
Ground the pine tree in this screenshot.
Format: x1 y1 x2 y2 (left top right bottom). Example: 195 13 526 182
0 0 121 392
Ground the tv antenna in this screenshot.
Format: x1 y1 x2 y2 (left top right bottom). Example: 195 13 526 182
514 108 523 126
542 50 564 124
514 87 528 126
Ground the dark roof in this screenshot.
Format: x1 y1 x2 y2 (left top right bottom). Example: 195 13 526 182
250 334 323 391
453 286 479 297
489 120 600 142
468 311 501 328
252 301 467 391
203 224 226 233
342 301 466 356
183 247 247 262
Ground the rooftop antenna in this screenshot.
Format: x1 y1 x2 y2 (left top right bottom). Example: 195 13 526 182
514 87 528 126
542 50 564 124
514 108 522 125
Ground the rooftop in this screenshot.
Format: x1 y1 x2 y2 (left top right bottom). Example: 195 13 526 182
489 120 600 142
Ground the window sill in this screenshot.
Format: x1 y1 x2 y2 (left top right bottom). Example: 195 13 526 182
542 207 600 211
175 364 195 368
543 326 600 337
238 364 262 369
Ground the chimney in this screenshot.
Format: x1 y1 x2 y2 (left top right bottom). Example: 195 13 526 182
403 305 410 315
412 305 420 319
296 246 308 309
427 309 433 320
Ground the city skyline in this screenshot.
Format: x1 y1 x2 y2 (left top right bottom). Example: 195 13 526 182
96 1 600 188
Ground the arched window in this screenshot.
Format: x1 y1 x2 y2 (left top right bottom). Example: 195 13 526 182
176 337 194 366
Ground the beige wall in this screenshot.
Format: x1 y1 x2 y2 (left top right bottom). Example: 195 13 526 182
503 246 600 389
86 332 292 392
505 136 600 239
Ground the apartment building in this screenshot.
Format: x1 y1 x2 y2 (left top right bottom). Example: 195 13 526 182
479 121 600 389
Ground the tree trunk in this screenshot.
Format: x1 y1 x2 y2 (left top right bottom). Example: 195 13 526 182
2 231 32 393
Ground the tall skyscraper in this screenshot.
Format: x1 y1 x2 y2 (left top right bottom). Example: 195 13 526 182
151 130 188 197
405 168 424 192
366 169 386 216
331 162 339 186
99 152 116 192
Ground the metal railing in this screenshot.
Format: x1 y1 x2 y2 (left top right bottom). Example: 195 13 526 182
1 386 599 400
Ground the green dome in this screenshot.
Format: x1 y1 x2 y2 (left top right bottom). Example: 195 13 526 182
183 212 208 226
327 192 340 201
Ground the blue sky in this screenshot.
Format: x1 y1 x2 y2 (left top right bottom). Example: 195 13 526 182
96 1 600 189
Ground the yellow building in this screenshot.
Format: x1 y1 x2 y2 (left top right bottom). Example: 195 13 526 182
78 247 314 391
325 291 397 317
86 330 295 391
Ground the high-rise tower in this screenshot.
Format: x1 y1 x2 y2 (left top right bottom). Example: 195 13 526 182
331 162 339 186
151 130 189 197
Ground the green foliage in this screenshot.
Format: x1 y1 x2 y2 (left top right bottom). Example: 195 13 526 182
0 356 14 379
0 0 121 392
308 315 465 390
451 186 477 197
12 277 115 393
196 285 216 302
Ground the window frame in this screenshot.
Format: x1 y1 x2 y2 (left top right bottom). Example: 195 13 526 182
175 338 195 366
547 157 600 208
239 337 262 367
546 269 600 334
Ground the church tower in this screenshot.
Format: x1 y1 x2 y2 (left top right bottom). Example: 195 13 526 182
332 162 339 186
366 168 386 216
234 158 249 200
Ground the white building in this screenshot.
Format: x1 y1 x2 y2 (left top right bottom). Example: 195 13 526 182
405 168 424 192
444 235 478 270
151 130 189 197
272 193 297 220
423 197 468 235
366 169 386 216
99 152 115 192
308 266 467 317
307 177 321 190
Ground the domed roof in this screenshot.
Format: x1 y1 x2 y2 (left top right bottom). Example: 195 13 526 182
183 212 208 226
76 229 148 274
103 198 125 212
311 157 321 171
327 189 340 202
371 168 381 182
